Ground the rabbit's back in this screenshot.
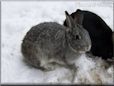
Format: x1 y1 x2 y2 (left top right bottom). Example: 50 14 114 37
24 22 63 42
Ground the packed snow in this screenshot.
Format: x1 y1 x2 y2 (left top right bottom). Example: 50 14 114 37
1 1 114 84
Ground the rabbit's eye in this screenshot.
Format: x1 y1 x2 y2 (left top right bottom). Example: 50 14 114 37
72 35 80 40
75 35 80 40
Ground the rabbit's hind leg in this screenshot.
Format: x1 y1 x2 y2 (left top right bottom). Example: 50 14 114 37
25 59 57 71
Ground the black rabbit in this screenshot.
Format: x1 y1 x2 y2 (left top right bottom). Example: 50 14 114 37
64 9 113 60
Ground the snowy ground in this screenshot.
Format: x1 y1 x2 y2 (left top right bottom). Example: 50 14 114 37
1 0 114 84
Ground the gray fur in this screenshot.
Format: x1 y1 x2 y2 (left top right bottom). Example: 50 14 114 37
21 11 91 71
112 32 114 57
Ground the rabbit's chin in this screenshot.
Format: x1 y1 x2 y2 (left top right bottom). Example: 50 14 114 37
68 44 86 54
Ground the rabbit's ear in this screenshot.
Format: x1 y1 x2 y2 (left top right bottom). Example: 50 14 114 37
74 10 84 25
65 11 75 29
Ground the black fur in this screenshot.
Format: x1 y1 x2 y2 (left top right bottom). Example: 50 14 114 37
64 9 113 60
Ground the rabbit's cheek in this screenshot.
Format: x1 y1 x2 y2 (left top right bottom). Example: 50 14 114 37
68 43 78 53
68 42 85 53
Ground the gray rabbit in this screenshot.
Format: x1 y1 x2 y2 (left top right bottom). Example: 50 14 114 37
21 11 91 71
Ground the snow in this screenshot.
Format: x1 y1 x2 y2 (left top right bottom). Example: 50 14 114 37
1 0 114 84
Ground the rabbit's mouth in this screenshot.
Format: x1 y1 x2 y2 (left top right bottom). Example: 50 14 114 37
78 51 86 53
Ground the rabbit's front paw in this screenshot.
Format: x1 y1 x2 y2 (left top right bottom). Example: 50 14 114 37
43 63 56 71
